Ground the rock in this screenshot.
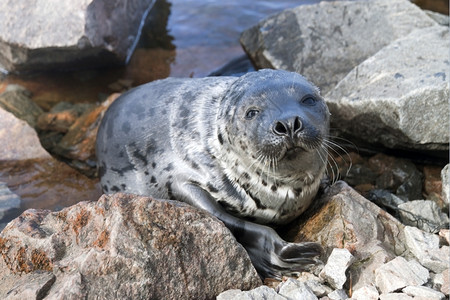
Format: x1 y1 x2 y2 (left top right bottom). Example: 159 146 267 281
0 182 21 230
403 226 449 273
0 85 43 129
217 286 286 300
52 93 120 175
379 293 413 300
374 257 429 294
423 165 446 209
402 285 445 300
442 164 449 207
278 278 318 300
367 189 405 211
296 272 333 297
240 0 436 93
327 289 348 300
0 107 101 215
0 193 261 299
439 229 450 245
0 0 157 73
368 153 423 201
326 25 449 152
319 248 354 289
398 200 449 233
425 10 449 26
441 269 450 296
288 182 407 291
351 285 379 300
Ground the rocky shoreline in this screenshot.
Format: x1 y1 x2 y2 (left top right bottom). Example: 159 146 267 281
0 0 449 299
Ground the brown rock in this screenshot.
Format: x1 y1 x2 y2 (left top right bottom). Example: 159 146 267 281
53 93 120 166
0 193 261 299
287 181 407 291
36 110 78 133
423 165 445 209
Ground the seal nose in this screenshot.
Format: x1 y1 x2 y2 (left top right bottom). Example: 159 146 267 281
273 116 303 137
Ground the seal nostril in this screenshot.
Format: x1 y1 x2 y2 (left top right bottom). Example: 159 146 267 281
293 116 302 133
274 121 288 136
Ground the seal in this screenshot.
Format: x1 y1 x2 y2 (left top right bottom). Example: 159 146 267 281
96 69 330 279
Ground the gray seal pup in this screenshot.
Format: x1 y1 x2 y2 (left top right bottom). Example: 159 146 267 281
96 69 330 279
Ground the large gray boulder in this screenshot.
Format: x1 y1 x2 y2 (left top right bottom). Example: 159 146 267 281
326 26 449 152
0 0 156 73
240 0 436 94
0 193 261 299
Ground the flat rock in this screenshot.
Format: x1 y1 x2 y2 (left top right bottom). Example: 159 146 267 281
398 200 449 233
379 293 413 300
0 0 156 73
326 25 449 152
374 257 429 294
402 285 445 300
240 0 436 94
0 193 261 299
351 285 379 300
288 181 407 291
278 278 317 300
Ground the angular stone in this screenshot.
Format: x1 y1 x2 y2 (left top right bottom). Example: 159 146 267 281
379 293 413 300
402 285 445 300
0 85 43 129
374 257 429 294
0 0 156 73
0 193 261 299
351 285 379 300
288 182 407 291
240 0 436 94
404 226 449 273
278 278 318 300
327 289 348 300
439 229 450 245
326 26 449 152
296 272 333 297
441 269 449 296
319 248 354 289
217 286 285 300
423 166 445 208
398 200 449 233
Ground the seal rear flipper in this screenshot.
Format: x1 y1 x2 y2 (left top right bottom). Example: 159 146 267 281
173 182 322 280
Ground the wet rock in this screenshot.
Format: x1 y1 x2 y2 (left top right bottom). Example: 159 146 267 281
374 257 429 294
0 85 43 128
240 0 436 93
289 182 407 291
319 248 354 289
217 286 286 300
398 200 449 233
326 25 449 152
36 102 94 134
351 285 379 300
278 278 317 300
402 285 445 300
0 193 261 299
442 164 449 207
404 226 449 273
0 107 101 215
52 93 120 175
0 0 157 73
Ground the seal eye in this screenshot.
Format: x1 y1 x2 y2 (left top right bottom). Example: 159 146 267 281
302 96 317 106
245 109 260 120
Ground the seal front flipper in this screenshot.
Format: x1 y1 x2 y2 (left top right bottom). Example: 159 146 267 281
174 182 322 280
